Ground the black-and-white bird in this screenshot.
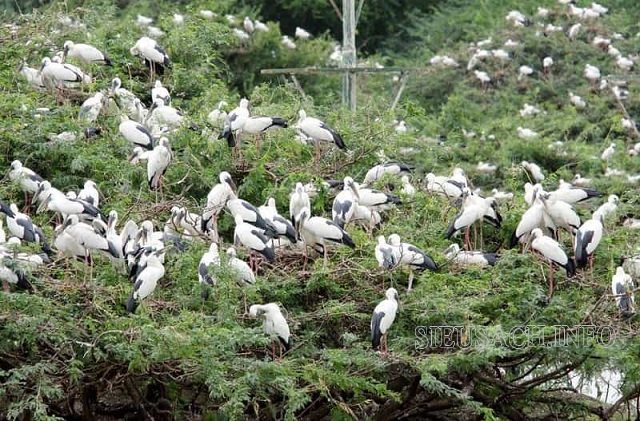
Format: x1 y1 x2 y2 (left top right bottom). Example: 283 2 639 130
547 185 602 204
332 176 360 228
530 228 576 297
355 183 401 212
126 251 165 313
78 92 105 123
36 181 106 223
78 180 100 207
444 243 498 267
227 198 276 235
39 57 91 89
612 266 634 318
198 242 220 300
249 302 291 360
387 234 437 291
295 207 355 263
63 41 111 65
218 98 249 147
0 257 34 292
371 287 399 357
1 202 52 255
202 171 237 236
151 80 171 106
61 215 121 283
575 213 604 270
233 215 275 264
130 36 171 76
294 109 345 168
242 115 288 136
375 236 398 270
289 182 311 226
119 118 153 149
147 137 172 191
9 160 44 205
258 198 298 245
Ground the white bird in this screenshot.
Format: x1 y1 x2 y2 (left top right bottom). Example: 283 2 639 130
575 213 604 270
9 160 44 203
294 110 346 168
39 57 91 89
78 180 100 207
249 303 291 359
569 92 586 108
519 103 540 118
355 184 401 212
332 177 360 228
594 195 619 221
476 162 497 174
207 101 228 127
119 118 153 150
62 41 111 66
202 171 236 236
474 70 491 87
394 120 407 133
295 207 355 263
400 175 416 196
375 236 398 270
198 243 220 300
61 215 120 282
518 65 534 80
199 10 215 19
387 234 438 291
517 127 538 140
444 243 498 267
129 147 151 165
226 247 256 313
243 17 254 34
295 27 312 40
543 56 553 69
505 10 531 26
584 64 600 83
233 215 275 264
568 23 581 41
18 60 44 88
537 7 549 17
362 162 413 186
78 92 104 123
147 137 172 191
530 228 576 297
110 78 140 119
591 2 608 15
491 188 513 200
258 198 298 245
612 267 634 317
145 99 183 130
218 98 249 148
0 202 51 254
289 183 311 227
371 288 399 356
126 251 164 313
233 28 250 42
242 116 288 138
136 14 153 25
444 191 489 250
36 181 105 222
522 161 544 182
601 143 616 161
616 56 634 71
151 80 170 106
254 20 269 32
130 37 171 75
572 174 591 187
0 257 34 292
172 13 184 25
281 35 297 49
608 45 621 57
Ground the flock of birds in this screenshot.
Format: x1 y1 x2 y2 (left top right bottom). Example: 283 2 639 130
4 0 640 360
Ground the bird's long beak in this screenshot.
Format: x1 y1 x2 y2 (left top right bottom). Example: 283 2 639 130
62 46 69 62
32 183 44 205
37 194 50 214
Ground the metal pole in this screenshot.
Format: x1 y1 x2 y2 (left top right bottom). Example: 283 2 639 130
342 0 357 111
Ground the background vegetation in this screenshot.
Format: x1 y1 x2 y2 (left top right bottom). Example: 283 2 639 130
1 0 640 419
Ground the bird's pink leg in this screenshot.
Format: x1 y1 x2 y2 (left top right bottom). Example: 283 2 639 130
589 254 594 276
548 260 554 299
464 227 471 251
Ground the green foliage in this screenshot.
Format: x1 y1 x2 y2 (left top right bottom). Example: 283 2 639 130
1 0 640 419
